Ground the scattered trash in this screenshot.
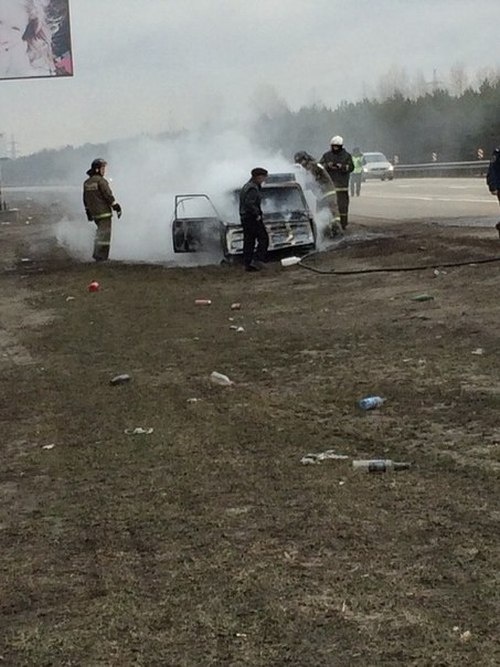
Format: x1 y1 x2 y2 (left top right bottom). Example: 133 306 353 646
352 459 411 473
228 317 235 322
231 303 241 310
125 427 154 435
301 450 349 465
110 374 131 386
281 256 301 267
236 326 245 333
0 221 11 226
459 630 472 643
433 269 447 277
87 281 100 292
471 348 484 356
235 633 248 639
339 481 346 486
187 397 202 404
411 294 434 302
21 258 32 263
65 296 75 302
229 325 238 330
358 396 385 410
195 299 212 306
25 220 30 225
453 626 460 633
42 444 55 451
210 371 234 387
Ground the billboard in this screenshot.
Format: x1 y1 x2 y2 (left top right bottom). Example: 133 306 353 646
0 0 73 80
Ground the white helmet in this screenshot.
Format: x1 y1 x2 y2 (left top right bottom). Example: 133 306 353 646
330 135 343 146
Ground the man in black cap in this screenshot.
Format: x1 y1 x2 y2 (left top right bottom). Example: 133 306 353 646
239 167 269 271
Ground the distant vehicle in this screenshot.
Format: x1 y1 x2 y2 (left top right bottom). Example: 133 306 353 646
172 173 317 260
362 152 394 181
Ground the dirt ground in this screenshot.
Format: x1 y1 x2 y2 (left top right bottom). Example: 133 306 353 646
0 201 499 666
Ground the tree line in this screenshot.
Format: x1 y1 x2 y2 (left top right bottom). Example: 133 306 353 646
2 75 500 185
253 76 500 164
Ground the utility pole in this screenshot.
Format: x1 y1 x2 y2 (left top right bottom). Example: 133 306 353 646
10 136 18 160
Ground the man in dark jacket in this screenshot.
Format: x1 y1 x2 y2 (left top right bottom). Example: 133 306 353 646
486 147 500 238
83 158 122 261
320 136 354 229
239 167 269 272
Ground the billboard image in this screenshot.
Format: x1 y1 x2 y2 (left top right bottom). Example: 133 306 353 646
0 0 73 80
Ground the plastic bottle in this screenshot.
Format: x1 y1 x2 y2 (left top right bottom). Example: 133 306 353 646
110 374 131 386
281 256 301 267
210 371 234 386
195 299 212 306
358 396 385 410
352 459 411 473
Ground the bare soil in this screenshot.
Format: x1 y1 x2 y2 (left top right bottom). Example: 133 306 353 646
0 202 499 666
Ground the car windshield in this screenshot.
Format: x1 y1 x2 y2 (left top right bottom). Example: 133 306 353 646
363 153 388 163
261 186 305 214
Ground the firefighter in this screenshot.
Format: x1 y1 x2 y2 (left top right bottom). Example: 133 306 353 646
350 147 364 197
294 151 342 236
486 147 500 238
320 136 354 229
83 158 122 261
239 167 269 272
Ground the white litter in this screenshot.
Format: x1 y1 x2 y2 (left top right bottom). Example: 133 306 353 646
301 450 349 465
124 427 154 435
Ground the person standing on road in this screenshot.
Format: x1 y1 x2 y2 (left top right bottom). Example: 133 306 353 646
486 147 500 238
350 147 364 197
239 167 269 272
83 159 122 262
320 136 354 229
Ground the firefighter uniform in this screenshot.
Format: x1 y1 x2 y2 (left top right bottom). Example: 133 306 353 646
320 143 354 229
294 152 341 235
83 163 121 261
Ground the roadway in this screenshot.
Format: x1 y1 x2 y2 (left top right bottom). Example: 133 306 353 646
350 177 499 224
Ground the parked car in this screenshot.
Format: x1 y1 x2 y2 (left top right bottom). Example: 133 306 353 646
362 152 394 180
172 173 317 260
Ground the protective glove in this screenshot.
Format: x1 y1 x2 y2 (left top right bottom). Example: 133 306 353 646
112 203 122 219
85 208 93 221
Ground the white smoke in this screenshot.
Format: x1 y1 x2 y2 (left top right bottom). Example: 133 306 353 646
56 128 293 264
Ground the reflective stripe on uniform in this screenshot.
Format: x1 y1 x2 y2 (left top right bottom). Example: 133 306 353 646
94 213 112 220
96 240 110 246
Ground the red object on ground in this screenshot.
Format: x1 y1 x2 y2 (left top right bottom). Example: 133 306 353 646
88 281 100 292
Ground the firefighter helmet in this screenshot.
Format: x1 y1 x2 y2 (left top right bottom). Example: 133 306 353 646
330 135 343 146
294 151 313 164
91 158 107 171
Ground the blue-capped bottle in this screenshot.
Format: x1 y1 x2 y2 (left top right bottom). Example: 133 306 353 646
358 396 385 410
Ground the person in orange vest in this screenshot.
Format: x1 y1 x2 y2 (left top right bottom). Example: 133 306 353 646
83 159 122 261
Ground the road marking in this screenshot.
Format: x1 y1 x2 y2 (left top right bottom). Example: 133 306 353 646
361 193 494 203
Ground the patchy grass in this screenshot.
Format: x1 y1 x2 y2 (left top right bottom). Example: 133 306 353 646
0 212 499 665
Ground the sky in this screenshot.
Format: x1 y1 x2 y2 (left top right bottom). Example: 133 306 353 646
1 0 499 156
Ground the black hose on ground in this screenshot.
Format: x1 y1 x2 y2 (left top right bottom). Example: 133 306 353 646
298 254 500 276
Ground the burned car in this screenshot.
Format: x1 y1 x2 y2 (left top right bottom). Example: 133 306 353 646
172 173 317 260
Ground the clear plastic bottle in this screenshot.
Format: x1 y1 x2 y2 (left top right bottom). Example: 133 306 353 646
358 396 385 410
352 459 411 473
